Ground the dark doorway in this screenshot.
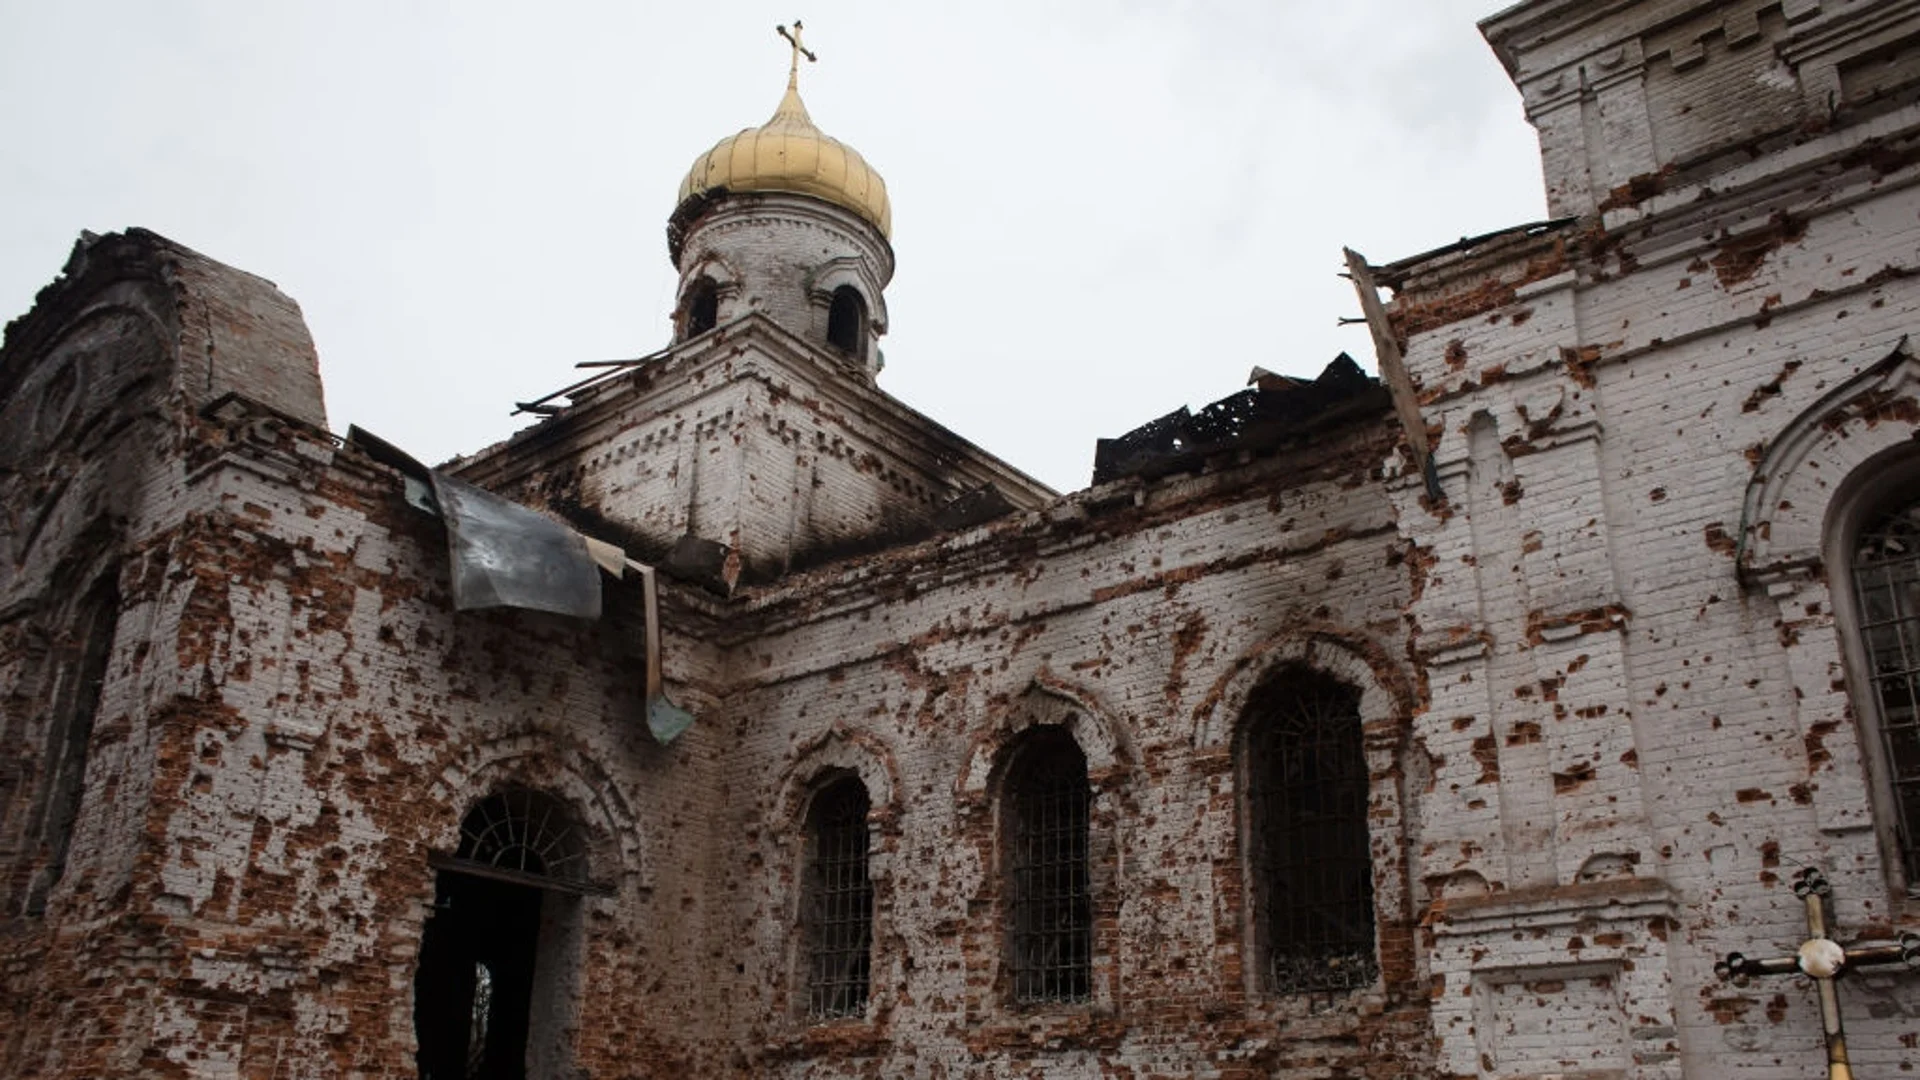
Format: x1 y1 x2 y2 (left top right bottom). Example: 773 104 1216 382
415 870 545 1080
417 789 589 1078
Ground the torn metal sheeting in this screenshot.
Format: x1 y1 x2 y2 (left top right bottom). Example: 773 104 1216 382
402 476 439 516
649 694 696 745
429 472 602 618
585 535 628 578
346 425 432 481
347 426 440 515
633 560 695 744
347 426 690 740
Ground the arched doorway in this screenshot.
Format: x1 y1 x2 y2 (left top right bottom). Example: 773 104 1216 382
415 789 595 1080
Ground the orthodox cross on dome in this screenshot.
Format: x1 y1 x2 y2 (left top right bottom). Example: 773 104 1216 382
1715 867 1919 1079
777 20 817 90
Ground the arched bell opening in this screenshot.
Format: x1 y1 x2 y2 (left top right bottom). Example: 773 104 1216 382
826 285 866 360
681 277 720 341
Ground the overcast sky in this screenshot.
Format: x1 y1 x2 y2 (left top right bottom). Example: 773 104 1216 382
0 1 1546 493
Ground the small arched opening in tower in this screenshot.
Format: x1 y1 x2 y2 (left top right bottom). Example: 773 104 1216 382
827 285 866 359
683 278 719 340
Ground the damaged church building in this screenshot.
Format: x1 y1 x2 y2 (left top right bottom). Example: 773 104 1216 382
8 0 1920 1075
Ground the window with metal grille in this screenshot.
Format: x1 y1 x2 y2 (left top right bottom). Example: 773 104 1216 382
1004 727 1092 1005
454 789 588 885
1851 497 1920 878
1243 667 1377 997
803 776 872 1020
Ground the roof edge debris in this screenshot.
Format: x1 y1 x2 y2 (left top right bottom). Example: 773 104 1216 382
1091 353 1387 487
1377 217 1579 286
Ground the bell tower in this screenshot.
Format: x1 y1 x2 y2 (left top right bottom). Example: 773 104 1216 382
466 18 1052 588
667 21 893 379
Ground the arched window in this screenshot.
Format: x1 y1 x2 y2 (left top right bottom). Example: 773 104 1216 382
453 788 588 884
1242 667 1377 996
1003 726 1091 1004
826 286 865 357
24 574 119 915
1847 493 1920 879
682 277 719 339
802 774 872 1020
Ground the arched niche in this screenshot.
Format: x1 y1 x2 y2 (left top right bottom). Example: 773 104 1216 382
807 257 889 378
426 732 645 892
770 727 901 838
1190 626 1414 754
806 257 889 338
955 671 1133 804
1729 336 1920 849
1738 336 1920 586
826 285 866 358
12 543 125 918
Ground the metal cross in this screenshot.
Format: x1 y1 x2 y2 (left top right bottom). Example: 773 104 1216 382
777 20 816 88
1716 867 1919 1079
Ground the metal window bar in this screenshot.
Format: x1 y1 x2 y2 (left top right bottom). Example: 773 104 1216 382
1245 670 1378 997
1007 730 1092 1005
455 789 587 884
805 779 873 1020
1853 502 1920 878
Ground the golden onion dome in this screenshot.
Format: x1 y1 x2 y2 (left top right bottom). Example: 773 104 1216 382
675 60 891 240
